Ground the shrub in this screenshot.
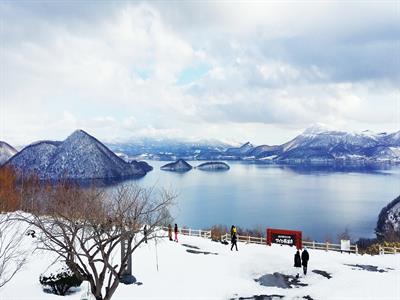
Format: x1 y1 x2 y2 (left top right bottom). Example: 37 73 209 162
210 225 228 241
39 262 82 296
356 240 400 255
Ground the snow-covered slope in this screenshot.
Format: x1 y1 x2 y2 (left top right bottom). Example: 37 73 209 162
0 229 399 300
376 195 400 238
225 142 254 157
4 130 151 180
0 141 18 166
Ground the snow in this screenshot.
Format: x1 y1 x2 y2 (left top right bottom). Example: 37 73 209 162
0 141 18 166
1 229 399 300
302 123 333 135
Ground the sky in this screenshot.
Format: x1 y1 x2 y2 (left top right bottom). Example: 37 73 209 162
0 1 399 146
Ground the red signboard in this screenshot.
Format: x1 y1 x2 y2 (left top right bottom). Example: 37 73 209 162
266 228 302 250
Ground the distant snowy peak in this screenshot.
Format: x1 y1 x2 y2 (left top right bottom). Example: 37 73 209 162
0 141 18 165
225 142 254 156
302 123 333 135
5 129 152 180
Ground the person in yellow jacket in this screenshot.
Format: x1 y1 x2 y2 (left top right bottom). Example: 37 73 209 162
230 225 238 251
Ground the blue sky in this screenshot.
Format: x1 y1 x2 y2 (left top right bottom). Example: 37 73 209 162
0 1 399 146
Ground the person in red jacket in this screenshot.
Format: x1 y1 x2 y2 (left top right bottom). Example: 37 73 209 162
174 223 179 242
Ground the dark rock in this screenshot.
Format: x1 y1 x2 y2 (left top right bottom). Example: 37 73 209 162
181 244 200 250
345 264 388 273
186 249 218 255
119 274 136 285
255 272 307 289
312 270 332 279
231 295 284 300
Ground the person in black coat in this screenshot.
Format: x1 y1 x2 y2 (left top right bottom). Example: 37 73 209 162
294 250 302 278
301 248 310 275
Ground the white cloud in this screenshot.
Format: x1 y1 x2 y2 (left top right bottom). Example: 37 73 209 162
0 1 398 146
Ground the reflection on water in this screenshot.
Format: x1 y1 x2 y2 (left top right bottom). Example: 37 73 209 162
108 161 399 241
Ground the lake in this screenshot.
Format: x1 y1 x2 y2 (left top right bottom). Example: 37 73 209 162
126 161 400 241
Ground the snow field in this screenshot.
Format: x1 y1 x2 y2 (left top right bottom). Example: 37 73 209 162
1 231 399 300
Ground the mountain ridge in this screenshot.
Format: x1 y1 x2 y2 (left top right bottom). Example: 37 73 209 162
4 130 151 180
107 126 400 163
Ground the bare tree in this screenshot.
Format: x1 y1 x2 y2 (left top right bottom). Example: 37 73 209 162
0 215 28 289
20 183 175 300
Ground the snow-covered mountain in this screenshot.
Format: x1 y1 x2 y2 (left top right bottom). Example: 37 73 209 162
4 130 152 180
107 138 232 161
376 195 400 240
49 126 400 164
225 125 400 163
224 142 254 157
0 141 18 165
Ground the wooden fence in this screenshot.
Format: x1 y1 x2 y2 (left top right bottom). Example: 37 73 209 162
378 245 400 255
162 227 399 255
161 227 212 239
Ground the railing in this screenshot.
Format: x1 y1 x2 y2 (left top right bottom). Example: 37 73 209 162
161 227 399 255
302 240 358 254
378 245 400 255
161 226 212 239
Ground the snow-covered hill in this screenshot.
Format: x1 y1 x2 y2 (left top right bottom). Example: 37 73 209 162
0 141 18 166
160 159 192 172
376 195 400 238
0 229 399 300
4 130 151 180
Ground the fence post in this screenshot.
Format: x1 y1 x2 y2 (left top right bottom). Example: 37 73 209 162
326 242 329 251
394 247 397 254
313 241 315 249
189 228 191 236
248 235 250 243
355 244 358 255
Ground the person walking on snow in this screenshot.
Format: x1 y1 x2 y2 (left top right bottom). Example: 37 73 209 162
230 225 238 251
168 224 173 241
301 247 309 275
174 223 179 242
294 250 302 278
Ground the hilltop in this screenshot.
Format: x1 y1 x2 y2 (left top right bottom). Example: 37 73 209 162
4 130 152 180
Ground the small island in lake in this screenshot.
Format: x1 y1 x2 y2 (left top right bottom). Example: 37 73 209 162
160 159 192 172
196 161 230 171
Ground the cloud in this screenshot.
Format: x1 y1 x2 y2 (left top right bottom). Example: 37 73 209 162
0 1 398 145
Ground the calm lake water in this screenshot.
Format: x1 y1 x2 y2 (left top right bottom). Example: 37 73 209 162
125 161 400 241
